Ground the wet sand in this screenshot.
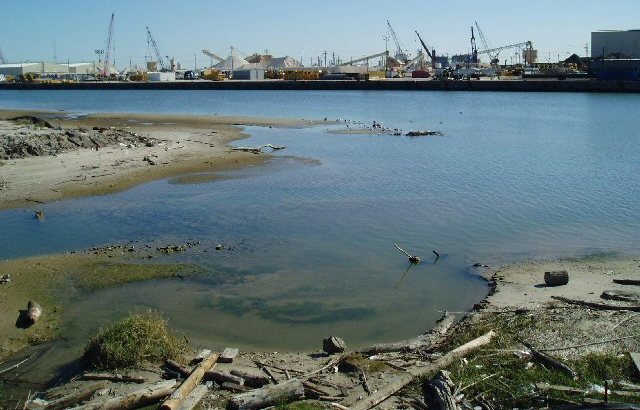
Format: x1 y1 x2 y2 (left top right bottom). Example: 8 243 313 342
0 110 325 210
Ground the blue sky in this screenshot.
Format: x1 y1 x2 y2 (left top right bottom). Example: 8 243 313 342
2 0 639 67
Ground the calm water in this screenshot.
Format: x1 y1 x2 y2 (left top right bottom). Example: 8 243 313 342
1 90 639 386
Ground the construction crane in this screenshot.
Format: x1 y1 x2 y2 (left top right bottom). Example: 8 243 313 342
415 31 436 68
340 51 389 66
387 20 409 63
474 21 499 65
0 48 5 64
477 41 533 60
470 26 478 65
146 26 167 71
102 13 115 77
202 49 225 67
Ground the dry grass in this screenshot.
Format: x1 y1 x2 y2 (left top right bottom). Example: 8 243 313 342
84 310 189 370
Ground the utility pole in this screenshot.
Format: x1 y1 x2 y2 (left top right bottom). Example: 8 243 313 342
383 33 390 71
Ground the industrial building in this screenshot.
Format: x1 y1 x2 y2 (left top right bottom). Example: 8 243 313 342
592 30 640 58
0 62 108 79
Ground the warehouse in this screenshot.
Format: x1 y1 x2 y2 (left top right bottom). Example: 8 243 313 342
0 62 71 77
592 30 640 59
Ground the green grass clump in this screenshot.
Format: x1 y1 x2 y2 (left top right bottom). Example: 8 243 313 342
84 310 188 370
276 400 326 410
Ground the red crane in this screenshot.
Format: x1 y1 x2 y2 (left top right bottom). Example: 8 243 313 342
102 13 115 78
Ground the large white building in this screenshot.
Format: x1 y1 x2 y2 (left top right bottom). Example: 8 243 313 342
0 62 108 78
592 30 640 58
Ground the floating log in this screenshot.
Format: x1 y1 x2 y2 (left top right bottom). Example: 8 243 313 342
394 244 421 264
424 370 459 410
227 379 304 410
219 347 239 363
160 353 219 410
81 372 145 384
349 331 496 410
552 296 640 312
229 369 270 388
544 270 569 287
360 312 455 355
175 385 208 410
69 379 177 410
204 370 244 386
323 336 347 354
601 290 640 303
27 300 42 325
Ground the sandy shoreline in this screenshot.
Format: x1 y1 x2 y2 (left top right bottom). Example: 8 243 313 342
0 110 326 210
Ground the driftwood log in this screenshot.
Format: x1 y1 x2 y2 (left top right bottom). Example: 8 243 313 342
360 312 455 355
160 353 219 410
614 279 640 286
175 385 208 410
424 370 460 410
232 144 286 154
165 359 192 378
228 379 304 410
69 379 177 410
535 382 638 398
27 300 43 325
551 296 640 312
349 331 496 410
204 370 244 385
229 369 270 388
520 340 577 379
221 382 250 393
80 372 145 384
601 290 640 303
38 382 108 410
544 270 569 286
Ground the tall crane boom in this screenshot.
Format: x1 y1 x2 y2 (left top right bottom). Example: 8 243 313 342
102 13 115 77
387 20 409 62
146 26 167 71
202 49 225 63
415 31 436 68
474 21 497 63
477 41 532 56
340 51 389 66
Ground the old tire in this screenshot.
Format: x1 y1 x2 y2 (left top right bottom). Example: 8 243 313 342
544 271 569 287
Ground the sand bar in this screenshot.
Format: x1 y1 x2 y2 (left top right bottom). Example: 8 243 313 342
0 110 326 210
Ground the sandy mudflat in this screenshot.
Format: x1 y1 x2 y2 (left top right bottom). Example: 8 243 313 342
0 110 324 210
485 255 640 309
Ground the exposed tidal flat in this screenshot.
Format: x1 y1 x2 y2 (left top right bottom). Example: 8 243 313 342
0 90 639 406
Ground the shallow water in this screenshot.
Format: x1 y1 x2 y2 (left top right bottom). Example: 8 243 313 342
1 90 639 390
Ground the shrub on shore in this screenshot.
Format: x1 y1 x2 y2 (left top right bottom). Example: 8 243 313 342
84 310 188 370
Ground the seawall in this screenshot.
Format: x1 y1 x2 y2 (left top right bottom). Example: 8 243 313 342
1 79 640 93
